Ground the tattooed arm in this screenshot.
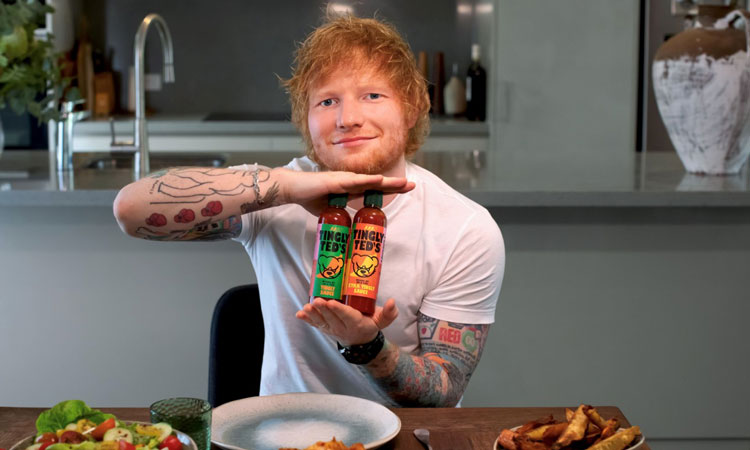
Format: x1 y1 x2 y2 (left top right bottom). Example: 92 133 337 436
113 165 283 241
113 165 414 241
365 312 490 407
298 298 490 407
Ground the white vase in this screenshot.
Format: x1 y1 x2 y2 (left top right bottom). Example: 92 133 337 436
652 10 750 175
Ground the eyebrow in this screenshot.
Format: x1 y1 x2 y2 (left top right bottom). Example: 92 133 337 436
312 83 392 98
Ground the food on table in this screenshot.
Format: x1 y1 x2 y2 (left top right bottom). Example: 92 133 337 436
278 437 365 450
24 400 183 450
495 405 642 450
552 405 588 449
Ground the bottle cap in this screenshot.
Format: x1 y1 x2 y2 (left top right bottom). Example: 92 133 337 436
363 190 383 208
328 193 348 208
471 44 480 61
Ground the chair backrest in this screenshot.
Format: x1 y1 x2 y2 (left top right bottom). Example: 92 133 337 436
208 284 264 407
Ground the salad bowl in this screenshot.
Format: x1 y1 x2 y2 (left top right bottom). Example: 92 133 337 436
9 422 198 450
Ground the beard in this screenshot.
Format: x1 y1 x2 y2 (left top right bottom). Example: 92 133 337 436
312 128 407 175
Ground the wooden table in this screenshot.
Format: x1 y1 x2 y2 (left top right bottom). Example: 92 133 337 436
0 406 649 450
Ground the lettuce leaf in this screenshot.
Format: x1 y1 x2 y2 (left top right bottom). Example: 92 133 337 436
36 400 114 434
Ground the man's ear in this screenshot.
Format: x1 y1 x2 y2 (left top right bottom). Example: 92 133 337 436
405 108 419 129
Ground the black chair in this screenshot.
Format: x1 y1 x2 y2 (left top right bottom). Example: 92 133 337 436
208 284 264 407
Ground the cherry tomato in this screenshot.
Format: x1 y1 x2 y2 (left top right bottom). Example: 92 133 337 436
35 433 58 444
59 431 87 444
118 440 136 450
159 435 182 450
91 418 116 441
39 442 55 450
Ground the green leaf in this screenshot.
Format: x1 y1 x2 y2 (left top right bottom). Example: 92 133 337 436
35 400 114 435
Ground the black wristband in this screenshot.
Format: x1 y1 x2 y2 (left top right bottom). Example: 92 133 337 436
337 330 385 365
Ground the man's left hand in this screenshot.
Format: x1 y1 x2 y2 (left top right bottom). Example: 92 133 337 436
295 298 398 346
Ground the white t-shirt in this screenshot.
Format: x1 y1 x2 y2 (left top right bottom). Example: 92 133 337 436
232 157 505 405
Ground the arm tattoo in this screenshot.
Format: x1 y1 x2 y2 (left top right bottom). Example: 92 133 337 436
136 215 243 241
364 312 490 407
148 167 278 206
136 166 278 241
241 169 280 213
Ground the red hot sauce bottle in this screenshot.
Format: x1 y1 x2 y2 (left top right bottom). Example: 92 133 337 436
309 193 351 303
342 190 386 316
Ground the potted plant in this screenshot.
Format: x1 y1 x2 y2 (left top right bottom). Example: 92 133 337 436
1 0 73 153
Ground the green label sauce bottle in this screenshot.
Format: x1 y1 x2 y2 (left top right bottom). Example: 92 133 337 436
309 193 351 302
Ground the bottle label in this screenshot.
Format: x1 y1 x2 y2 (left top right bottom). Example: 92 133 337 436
466 77 472 101
310 223 350 299
343 223 386 301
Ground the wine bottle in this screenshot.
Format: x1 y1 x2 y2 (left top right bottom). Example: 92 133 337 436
466 44 487 121
444 63 467 116
432 51 445 116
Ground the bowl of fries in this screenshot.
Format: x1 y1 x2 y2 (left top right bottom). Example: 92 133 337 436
494 405 644 450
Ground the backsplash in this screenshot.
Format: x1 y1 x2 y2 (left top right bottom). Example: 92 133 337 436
78 0 491 116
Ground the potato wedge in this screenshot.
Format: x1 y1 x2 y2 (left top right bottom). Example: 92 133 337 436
552 405 589 449
497 429 518 450
585 426 641 450
583 405 610 430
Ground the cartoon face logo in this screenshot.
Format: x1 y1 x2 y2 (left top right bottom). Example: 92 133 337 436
351 254 379 278
318 255 344 279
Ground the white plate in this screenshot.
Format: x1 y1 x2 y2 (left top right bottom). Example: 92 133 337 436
211 393 401 450
493 425 645 450
9 422 198 450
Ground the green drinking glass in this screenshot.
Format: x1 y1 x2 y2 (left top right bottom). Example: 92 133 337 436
150 397 212 450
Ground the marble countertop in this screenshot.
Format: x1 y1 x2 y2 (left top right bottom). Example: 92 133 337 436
1 149 749 207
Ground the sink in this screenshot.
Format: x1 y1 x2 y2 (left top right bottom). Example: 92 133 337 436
85 153 227 170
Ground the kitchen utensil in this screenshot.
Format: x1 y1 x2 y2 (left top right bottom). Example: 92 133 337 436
413 428 433 450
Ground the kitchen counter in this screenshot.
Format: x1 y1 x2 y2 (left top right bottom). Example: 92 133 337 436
1 149 749 207
72 116 490 153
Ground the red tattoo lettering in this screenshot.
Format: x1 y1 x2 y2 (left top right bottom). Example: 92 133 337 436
201 201 223 217
145 213 167 227
438 328 461 344
174 208 196 223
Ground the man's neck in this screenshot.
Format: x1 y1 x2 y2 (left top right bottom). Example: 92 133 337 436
347 156 406 210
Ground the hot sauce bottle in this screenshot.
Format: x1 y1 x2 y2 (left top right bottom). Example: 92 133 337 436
309 193 351 303
342 190 386 316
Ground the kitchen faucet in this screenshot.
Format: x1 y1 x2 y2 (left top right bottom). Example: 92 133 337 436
111 13 175 179
55 99 90 172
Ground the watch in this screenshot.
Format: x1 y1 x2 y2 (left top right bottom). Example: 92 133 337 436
337 330 385 365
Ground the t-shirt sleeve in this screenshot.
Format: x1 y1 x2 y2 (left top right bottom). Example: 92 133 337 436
419 209 505 324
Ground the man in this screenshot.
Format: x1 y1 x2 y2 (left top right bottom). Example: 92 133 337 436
113 15 504 407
